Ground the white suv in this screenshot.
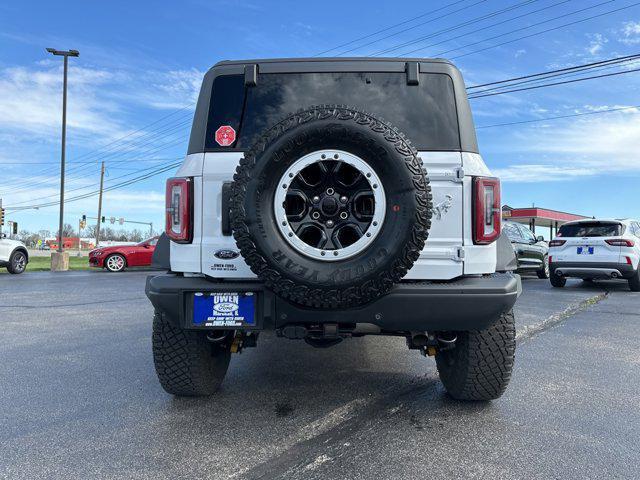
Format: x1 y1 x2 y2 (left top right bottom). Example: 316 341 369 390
0 235 29 274
548 219 640 291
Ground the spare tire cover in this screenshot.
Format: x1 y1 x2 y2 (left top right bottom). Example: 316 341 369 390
231 105 432 308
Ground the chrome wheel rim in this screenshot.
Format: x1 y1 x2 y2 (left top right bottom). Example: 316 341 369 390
14 254 26 272
107 255 124 271
274 149 386 262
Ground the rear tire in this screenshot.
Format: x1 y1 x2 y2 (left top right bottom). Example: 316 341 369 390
629 269 640 292
152 312 231 396
7 250 27 274
550 274 566 288
435 310 516 401
536 255 549 279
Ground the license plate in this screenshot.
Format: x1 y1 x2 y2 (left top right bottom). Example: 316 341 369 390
577 246 594 255
192 292 255 327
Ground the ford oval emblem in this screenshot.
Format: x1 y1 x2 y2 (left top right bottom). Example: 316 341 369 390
214 249 240 260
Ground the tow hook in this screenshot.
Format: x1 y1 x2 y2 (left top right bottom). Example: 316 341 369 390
227 331 258 354
408 332 457 356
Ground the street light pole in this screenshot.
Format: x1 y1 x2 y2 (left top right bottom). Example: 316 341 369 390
47 48 79 269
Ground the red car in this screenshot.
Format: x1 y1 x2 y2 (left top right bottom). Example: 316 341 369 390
89 237 159 272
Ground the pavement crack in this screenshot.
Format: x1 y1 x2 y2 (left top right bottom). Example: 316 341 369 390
0 296 146 309
516 292 608 344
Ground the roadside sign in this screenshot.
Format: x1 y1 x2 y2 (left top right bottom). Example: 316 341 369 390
110 217 115 224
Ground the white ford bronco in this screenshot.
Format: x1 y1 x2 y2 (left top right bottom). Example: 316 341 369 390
146 58 521 401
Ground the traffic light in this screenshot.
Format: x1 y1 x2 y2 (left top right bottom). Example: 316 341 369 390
82 214 86 222
12 222 17 235
101 216 105 223
0 207 4 226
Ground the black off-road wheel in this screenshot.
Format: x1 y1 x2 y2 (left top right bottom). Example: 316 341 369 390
550 274 566 288
436 310 516 401
231 105 432 309
152 312 231 396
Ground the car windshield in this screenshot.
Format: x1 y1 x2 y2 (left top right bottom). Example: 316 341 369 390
557 222 623 237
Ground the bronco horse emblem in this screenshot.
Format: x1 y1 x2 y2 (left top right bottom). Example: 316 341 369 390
432 194 453 220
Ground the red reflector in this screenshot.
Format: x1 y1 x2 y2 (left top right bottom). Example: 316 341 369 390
473 177 501 245
549 240 566 247
625 256 632 265
548 256 553 263
165 177 193 243
605 239 635 247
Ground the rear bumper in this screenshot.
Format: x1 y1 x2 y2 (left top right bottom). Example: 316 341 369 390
551 261 635 279
145 273 521 333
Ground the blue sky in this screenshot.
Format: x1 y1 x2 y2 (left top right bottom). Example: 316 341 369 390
1 0 640 236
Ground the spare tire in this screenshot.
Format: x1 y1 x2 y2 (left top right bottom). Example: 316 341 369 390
231 105 432 308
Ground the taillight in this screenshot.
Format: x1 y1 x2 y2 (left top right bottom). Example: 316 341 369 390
605 239 635 247
165 177 193 243
549 240 566 247
473 177 501 245
625 256 632 265
548 256 553 263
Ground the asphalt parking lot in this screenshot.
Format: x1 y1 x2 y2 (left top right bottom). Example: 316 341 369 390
1 271 639 480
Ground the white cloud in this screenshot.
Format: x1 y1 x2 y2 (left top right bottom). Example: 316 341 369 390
619 21 640 45
514 49 526 58
586 33 607 55
493 164 597 183
493 107 640 182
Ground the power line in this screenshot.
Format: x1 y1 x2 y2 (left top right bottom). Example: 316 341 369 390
5 161 181 211
392 0 573 57
336 0 491 56
468 66 640 98
6 158 183 206
467 53 640 89
313 0 470 56
447 1 640 60
370 0 546 57
476 104 640 129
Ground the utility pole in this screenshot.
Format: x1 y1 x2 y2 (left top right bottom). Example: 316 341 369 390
47 47 79 271
96 161 105 247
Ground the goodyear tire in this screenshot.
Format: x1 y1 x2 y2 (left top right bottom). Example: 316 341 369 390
436 310 516 401
152 312 231 396
231 105 432 308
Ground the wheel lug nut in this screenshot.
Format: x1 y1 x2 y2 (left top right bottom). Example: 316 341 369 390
311 211 320 220
340 212 348 220
312 196 320 203
340 196 348 203
326 220 334 228
326 188 335 195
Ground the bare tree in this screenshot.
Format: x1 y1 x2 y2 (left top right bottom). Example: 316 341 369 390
62 223 76 238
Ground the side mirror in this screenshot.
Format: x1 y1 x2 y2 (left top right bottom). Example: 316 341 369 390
536 236 545 243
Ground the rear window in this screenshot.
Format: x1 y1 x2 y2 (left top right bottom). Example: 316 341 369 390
557 222 623 237
205 72 460 151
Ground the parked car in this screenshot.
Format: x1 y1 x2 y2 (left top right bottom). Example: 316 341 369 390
146 57 521 401
549 219 640 291
502 221 549 278
0 234 29 274
89 236 159 272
